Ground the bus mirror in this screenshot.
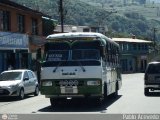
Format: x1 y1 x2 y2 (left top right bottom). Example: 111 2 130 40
100 46 106 58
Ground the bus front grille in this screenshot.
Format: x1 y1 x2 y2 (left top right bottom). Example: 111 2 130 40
55 80 84 86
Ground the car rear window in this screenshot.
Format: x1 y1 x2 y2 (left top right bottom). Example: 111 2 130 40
146 63 160 74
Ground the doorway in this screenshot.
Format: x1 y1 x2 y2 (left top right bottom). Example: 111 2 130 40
140 59 147 72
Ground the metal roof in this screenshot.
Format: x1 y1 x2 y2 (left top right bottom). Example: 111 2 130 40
0 0 44 16
112 38 152 43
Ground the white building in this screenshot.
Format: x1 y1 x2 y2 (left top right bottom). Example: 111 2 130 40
147 0 160 3
54 25 107 34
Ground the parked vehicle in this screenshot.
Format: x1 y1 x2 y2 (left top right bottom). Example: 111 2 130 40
0 69 39 99
144 61 160 96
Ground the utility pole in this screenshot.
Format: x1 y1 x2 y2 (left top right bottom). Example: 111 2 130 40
60 0 64 33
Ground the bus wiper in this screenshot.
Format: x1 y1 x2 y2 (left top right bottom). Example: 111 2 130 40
77 61 86 72
53 61 64 72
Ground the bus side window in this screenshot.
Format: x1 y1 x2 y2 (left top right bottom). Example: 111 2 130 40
105 43 109 63
116 47 119 65
113 46 116 65
107 43 110 64
111 44 114 65
109 43 112 65
117 47 119 65
113 46 115 65
115 47 117 65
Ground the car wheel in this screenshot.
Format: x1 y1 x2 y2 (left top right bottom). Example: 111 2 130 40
19 88 25 100
34 86 39 96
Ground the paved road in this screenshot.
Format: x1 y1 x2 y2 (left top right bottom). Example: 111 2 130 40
107 73 160 114
0 73 160 119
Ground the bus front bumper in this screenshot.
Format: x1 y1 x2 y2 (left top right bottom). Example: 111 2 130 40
45 94 102 98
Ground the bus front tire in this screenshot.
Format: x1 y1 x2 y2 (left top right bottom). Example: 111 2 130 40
103 83 108 100
50 98 62 107
113 82 118 97
50 98 56 107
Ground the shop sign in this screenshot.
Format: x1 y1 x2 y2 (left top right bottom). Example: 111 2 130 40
0 32 28 49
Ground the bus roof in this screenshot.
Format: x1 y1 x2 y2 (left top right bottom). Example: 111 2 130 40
46 32 119 46
47 32 104 38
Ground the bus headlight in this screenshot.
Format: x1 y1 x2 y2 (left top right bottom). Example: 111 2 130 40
87 81 100 86
42 81 52 86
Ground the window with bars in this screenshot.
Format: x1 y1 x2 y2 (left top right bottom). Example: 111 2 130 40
17 14 25 33
0 10 10 31
32 18 38 35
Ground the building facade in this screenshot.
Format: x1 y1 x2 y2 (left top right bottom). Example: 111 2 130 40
54 25 107 34
0 0 45 72
112 37 152 73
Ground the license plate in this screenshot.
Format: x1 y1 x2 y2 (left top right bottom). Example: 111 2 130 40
65 87 74 93
60 86 78 94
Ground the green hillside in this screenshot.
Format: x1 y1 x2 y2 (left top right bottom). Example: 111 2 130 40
11 0 160 41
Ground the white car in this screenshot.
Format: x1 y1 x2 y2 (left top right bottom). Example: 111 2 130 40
0 69 39 99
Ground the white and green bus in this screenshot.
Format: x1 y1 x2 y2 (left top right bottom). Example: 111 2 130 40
40 32 122 106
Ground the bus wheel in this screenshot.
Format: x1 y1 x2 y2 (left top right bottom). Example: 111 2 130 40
50 98 57 107
103 83 108 101
91 98 102 106
113 82 118 97
144 88 149 96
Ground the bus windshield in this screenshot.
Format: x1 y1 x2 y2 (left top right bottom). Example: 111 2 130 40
72 49 100 61
46 50 69 61
46 49 100 61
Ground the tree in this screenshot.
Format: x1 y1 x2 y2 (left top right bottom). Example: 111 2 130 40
42 18 57 36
